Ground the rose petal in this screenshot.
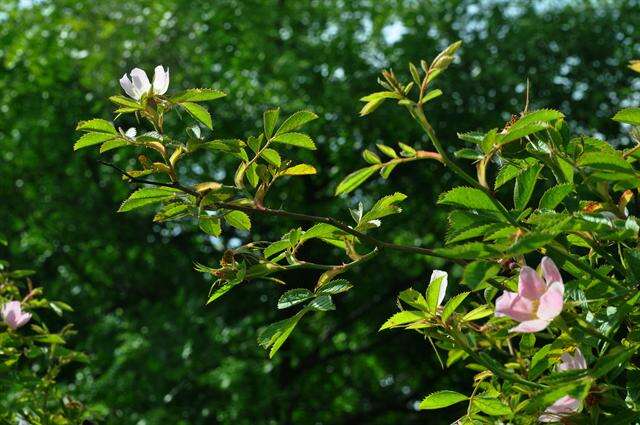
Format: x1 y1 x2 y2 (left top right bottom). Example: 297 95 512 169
119 74 138 99
15 312 31 329
518 266 547 300
509 319 550 333
539 395 581 422
541 256 563 286
130 68 151 95
152 65 169 95
537 281 564 321
495 292 537 322
430 270 448 306
558 348 586 371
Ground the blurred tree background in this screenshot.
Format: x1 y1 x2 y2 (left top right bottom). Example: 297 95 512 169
1 0 639 423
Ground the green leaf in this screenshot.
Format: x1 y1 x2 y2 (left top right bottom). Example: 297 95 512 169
525 379 592 414
308 295 335 311
76 119 117 134
379 310 424 330
34 334 66 345
263 108 280 138
181 102 213 129
171 88 226 102
300 223 340 241
360 192 406 224
224 210 251 231
462 305 493 321
109 95 144 109
438 187 500 212
423 88 443 103
435 242 501 260
359 98 385 116
335 165 381 195
100 138 129 153
441 292 469 321
264 240 291 258
359 91 401 102
260 148 281 167
592 345 639 378
362 149 381 164
271 132 316 150
507 232 555 255
613 108 640 125
514 163 542 210
73 132 116 150
426 275 446 313
472 397 512 416
277 289 313 309
154 204 190 222
419 390 468 410
257 311 305 358
539 183 573 209
275 110 318 135
317 279 353 295
282 164 317 175
463 261 500 290
118 187 181 212
199 217 222 236
376 143 398 159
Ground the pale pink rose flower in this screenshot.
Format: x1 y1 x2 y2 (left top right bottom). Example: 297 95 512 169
494 257 564 333
539 348 587 422
1 301 32 330
119 65 169 100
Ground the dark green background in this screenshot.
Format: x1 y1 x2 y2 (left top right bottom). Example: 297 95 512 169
1 0 638 423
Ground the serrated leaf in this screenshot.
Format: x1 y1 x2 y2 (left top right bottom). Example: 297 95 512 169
271 132 316 149
171 88 226 102
458 131 486 145
224 210 251 231
264 240 291 258
99 138 129 153
539 183 573 209
379 310 424 330
434 242 500 260
282 164 317 175
308 294 335 311
462 305 493 321
109 95 144 109
514 163 542 210
438 187 500 212
335 165 381 195
118 187 181 212
317 279 353 295
472 397 512 416
181 102 212 129
199 217 222 236
441 292 469 321
73 132 116 150
463 261 500 290
263 108 280 138
613 108 640 126
419 390 468 410
278 289 313 309
260 148 281 167
76 119 117 134
257 311 305 358
275 110 318 135
360 192 406 224
426 275 446 313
